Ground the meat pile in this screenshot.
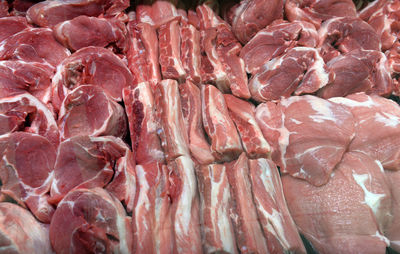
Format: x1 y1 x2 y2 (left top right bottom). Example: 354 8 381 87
1 0 400 253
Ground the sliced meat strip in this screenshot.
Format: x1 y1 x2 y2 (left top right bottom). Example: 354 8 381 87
0 132 56 223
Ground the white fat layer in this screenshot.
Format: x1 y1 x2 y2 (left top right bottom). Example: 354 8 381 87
308 97 337 123
373 231 390 246
374 112 400 127
135 165 151 231
329 96 375 108
352 173 386 216
375 160 385 173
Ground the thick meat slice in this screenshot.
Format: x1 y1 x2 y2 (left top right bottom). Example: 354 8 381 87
318 50 393 98
0 93 59 147
255 95 355 186
0 132 56 223
154 79 189 162
384 170 400 252
158 17 186 81
132 162 174 254
123 83 164 164
224 94 270 159
136 0 179 27
0 203 53 254
249 47 330 102
330 93 400 170
282 152 391 254
26 0 129 27
168 156 202 253
49 188 132 254
201 85 242 162
0 16 30 42
225 153 268 253
197 163 238 253
248 158 306 254
50 135 134 211
0 60 53 104
240 20 318 74
53 15 127 52
318 17 381 62
285 0 357 28
58 85 127 140
179 81 214 165
0 28 70 68
229 0 284 44
51 46 133 112
180 18 202 84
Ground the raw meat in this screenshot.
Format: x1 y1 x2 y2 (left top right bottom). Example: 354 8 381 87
0 0 7 17
123 82 164 164
0 93 59 147
154 79 189 162
249 47 330 102
53 15 128 52
0 132 56 223
225 153 269 253
26 0 129 27
51 46 133 112
318 50 393 98
282 151 391 254
240 20 319 74
0 16 30 42
180 17 202 84
132 162 174 254
179 81 214 165
285 0 357 28
0 27 70 68
224 94 271 159
229 0 284 44
384 169 400 252
318 17 381 62
255 95 355 186
49 187 132 254
50 135 134 211
201 84 243 162
58 85 127 140
168 155 202 253
158 17 186 81
197 163 237 253
248 158 306 253
136 0 179 27
330 93 400 170
0 203 53 254
0 60 53 103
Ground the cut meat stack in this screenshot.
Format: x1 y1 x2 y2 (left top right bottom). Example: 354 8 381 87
1 0 400 253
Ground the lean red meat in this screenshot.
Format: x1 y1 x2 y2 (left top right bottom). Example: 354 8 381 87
0 203 53 254
0 16 30 42
0 132 56 223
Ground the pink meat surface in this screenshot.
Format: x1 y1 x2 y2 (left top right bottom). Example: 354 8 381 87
0 16 30 42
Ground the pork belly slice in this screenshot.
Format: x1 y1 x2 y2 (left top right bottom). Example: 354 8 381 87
0 203 52 254
224 94 270 159
123 83 164 164
248 158 306 254
201 84 243 162
249 47 330 102
0 132 56 223
255 95 355 186
240 20 318 74
0 93 59 148
197 163 237 253
180 19 201 84
225 153 268 253
51 46 133 112
26 0 129 27
53 15 127 52
179 81 214 165
132 162 173 254
168 155 202 253
50 135 136 212
0 27 70 68
58 85 127 140
49 188 132 254
158 17 186 81
330 93 400 170
282 151 391 254
154 79 189 162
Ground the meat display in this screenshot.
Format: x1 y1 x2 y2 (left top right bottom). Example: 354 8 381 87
1 0 400 253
